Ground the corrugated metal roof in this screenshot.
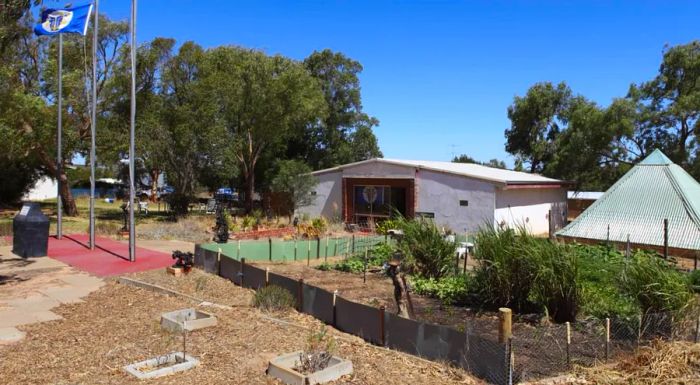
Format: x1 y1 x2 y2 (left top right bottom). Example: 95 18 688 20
557 149 700 250
567 191 604 200
312 158 565 185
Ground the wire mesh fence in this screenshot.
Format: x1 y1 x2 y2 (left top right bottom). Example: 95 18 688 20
194 244 700 384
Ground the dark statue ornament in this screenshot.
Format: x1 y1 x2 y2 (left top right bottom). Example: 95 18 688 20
120 201 129 232
213 204 229 243
171 250 194 273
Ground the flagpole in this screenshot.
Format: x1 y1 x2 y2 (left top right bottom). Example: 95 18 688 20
129 0 137 261
89 0 99 250
56 33 63 240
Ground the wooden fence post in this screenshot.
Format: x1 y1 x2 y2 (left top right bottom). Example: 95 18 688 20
605 318 611 362
352 234 355 254
217 247 222 275
294 239 297 261
237 239 241 259
307 240 311 266
566 321 571 367
499 308 512 344
363 248 368 283
325 237 329 262
265 267 269 287
379 306 386 346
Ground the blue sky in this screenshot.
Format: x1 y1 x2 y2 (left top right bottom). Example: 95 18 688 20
50 0 700 166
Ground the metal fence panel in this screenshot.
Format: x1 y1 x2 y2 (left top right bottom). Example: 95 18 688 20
384 312 421 355
193 244 205 268
268 272 299 304
302 284 334 325
242 265 266 289
219 257 241 285
335 296 382 345
203 249 218 274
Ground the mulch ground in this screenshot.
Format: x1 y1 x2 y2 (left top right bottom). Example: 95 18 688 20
0 269 479 385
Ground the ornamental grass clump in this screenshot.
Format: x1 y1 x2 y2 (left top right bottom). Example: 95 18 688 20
393 216 457 279
619 251 694 315
471 225 581 322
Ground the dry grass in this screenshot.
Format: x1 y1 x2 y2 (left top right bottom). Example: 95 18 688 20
0 270 480 385
573 340 700 385
137 217 213 243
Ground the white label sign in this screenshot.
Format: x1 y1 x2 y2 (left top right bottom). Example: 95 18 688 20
19 205 30 216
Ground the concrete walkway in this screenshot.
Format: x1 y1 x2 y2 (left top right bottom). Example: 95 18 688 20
0 246 104 344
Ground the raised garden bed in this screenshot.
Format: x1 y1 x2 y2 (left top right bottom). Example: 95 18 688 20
161 308 217 332
123 352 199 379
267 351 353 385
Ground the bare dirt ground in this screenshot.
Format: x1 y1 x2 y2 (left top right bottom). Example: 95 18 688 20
0 269 480 385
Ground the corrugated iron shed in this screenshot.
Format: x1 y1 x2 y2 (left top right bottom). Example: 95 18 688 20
557 149 700 250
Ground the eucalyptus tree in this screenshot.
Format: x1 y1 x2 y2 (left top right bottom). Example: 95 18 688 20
204 47 326 212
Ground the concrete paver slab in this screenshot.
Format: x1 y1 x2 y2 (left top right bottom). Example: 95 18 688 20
0 327 25 344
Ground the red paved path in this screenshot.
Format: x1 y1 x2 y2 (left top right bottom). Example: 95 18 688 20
47 234 172 277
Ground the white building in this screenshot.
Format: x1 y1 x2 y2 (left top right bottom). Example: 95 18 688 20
22 176 58 201
298 158 570 235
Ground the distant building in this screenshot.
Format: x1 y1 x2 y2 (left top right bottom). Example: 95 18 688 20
567 191 604 221
297 158 570 235
22 176 57 201
557 149 700 263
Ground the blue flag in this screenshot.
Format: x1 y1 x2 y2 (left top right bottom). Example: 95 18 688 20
34 3 93 36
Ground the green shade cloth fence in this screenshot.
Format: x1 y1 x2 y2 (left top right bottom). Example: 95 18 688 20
200 235 387 262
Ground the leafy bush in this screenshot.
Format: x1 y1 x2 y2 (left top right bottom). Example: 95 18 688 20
372 242 395 263
252 285 296 312
316 263 333 271
471 226 580 322
376 218 401 235
333 257 365 273
689 270 700 293
619 251 694 314
311 217 327 235
393 216 457 279
411 275 469 305
241 215 255 231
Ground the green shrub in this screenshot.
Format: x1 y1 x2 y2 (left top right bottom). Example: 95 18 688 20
252 285 296 312
241 215 255 230
376 218 401 235
369 242 394 265
412 275 469 305
393 216 456 279
316 263 333 271
333 257 365 273
311 217 327 235
689 270 700 293
619 251 694 314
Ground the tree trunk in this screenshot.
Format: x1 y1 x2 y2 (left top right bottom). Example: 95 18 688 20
245 170 255 213
59 172 78 216
36 146 78 216
150 168 159 202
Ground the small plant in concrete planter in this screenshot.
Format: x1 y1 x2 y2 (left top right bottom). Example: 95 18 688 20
267 326 353 385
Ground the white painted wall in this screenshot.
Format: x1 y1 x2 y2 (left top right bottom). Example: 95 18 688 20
296 171 343 220
22 176 57 201
416 169 496 233
494 188 568 235
341 161 416 179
